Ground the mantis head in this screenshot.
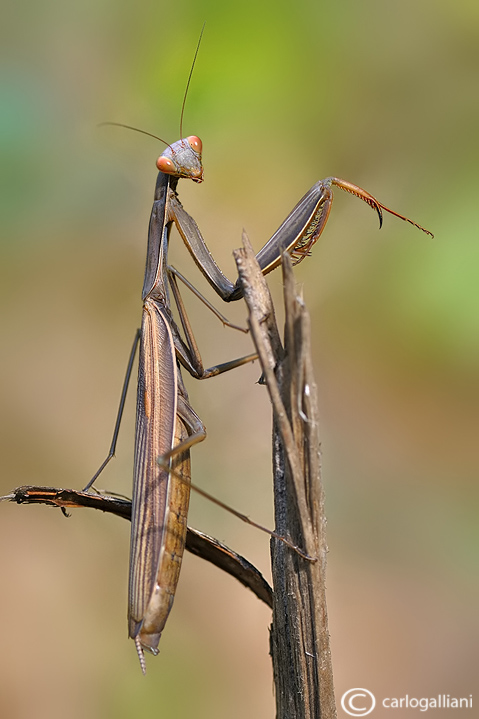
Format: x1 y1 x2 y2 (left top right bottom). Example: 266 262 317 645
156 136 203 183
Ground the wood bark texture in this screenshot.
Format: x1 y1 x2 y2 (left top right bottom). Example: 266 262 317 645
234 233 337 719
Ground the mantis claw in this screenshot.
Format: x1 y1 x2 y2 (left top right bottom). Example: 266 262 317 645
330 177 432 237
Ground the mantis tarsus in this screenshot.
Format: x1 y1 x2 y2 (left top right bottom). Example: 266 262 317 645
85 42 432 673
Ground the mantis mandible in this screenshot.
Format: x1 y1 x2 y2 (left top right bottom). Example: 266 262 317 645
85 36 432 673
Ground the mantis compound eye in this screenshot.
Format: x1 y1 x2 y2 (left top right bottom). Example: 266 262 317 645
187 136 202 156
157 156 176 174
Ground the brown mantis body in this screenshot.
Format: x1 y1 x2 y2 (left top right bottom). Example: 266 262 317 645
82 27 431 669
82 127 431 672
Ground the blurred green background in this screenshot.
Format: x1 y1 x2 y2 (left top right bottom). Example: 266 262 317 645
1 1 478 717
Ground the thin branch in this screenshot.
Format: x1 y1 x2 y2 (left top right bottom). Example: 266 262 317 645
0 485 272 608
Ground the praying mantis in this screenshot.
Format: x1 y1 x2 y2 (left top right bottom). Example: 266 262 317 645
82 38 432 673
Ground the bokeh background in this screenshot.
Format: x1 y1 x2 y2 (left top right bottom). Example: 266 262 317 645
1 1 478 717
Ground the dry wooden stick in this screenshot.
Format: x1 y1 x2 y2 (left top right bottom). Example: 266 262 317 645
234 232 337 719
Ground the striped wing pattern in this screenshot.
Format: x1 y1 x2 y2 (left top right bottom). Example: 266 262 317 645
128 299 178 646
